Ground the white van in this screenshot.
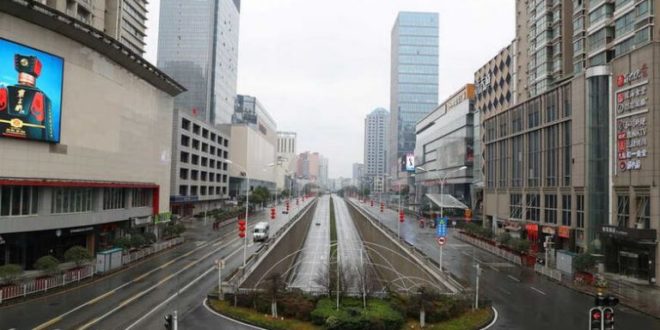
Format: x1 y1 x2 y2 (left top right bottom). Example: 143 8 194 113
253 222 270 242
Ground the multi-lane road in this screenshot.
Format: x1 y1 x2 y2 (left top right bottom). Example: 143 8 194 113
289 195 330 291
352 198 660 330
0 198 313 330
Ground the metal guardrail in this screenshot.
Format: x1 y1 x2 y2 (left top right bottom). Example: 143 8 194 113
534 263 563 282
0 237 184 304
455 232 523 266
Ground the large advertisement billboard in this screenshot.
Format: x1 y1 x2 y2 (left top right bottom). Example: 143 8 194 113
0 38 63 143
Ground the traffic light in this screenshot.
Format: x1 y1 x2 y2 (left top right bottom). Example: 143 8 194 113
270 207 276 220
164 313 173 330
238 219 246 238
380 202 384 213
603 307 614 330
589 307 602 330
399 210 405 223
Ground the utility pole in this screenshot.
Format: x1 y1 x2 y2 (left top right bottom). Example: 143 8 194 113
475 263 481 310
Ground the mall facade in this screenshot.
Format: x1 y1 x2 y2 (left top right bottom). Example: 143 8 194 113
0 2 184 268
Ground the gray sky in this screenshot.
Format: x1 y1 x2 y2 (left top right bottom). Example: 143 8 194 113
145 0 515 179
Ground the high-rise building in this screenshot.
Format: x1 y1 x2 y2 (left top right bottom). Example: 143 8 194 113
364 108 389 192
352 163 364 188
319 157 329 189
276 132 297 190
389 12 439 181
517 0 574 100
36 0 148 55
157 0 240 125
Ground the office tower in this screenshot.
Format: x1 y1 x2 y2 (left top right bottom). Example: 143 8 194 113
389 12 439 179
157 0 240 125
364 108 389 191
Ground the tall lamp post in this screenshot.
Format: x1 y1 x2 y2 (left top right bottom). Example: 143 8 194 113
226 159 249 267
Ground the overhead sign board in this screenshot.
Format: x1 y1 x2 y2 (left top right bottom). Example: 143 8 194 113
436 216 448 237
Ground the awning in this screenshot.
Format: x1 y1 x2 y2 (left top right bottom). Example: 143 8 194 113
425 193 469 209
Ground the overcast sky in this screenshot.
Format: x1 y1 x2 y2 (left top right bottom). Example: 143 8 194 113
144 0 515 179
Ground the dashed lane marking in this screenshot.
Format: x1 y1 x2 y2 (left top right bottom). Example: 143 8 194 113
530 286 546 295
507 275 521 282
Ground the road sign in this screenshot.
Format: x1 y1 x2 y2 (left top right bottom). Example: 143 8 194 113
436 237 446 246
436 217 448 237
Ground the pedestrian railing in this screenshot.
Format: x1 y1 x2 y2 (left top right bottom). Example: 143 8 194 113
534 263 562 282
0 265 94 304
455 232 523 266
0 237 184 304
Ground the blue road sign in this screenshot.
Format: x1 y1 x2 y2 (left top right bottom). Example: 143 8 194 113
436 217 448 237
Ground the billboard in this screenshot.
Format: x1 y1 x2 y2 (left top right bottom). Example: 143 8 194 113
0 38 63 143
405 153 415 172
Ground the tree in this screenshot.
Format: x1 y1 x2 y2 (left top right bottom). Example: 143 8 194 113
411 286 436 327
64 246 93 267
264 272 285 318
0 264 23 285
361 188 371 198
574 252 597 273
130 234 146 248
34 255 61 276
250 186 271 207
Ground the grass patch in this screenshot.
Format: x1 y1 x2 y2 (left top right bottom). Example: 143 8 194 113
208 299 319 330
311 297 404 330
329 197 338 292
403 307 493 330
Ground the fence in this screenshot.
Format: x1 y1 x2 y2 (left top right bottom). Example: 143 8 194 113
455 232 523 266
0 237 184 304
534 263 563 282
0 264 94 304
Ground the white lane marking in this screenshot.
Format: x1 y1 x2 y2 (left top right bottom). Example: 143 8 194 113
202 298 265 329
530 286 546 295
481 306 499 329
507 275 520 282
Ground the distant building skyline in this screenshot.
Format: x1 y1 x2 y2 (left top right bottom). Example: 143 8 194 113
389 11 439 179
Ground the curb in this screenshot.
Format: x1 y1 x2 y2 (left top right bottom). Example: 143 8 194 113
203 298 265 330
479 306 498 329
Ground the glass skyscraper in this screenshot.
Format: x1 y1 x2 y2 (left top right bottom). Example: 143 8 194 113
389 12 439 177
157 0 240 125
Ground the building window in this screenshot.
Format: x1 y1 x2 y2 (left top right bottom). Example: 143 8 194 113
180 151 189 163
180 168 188 180
181 135 190 147
190 186 198 196
202 128 208 139
635 195 650 229
103 188 125 210
191 155 199 165
528 131 541 187
200 186 207 196
201 157 208 167
193 124 200 135
179 185 187 196
546 125 559 186
192 139 200 150
132 189 152 207
191 170 199 181
616 194 630 227
562 194 571 226
510 193 523 219
544 194 557 224
181 118 190 131
0 186 38 216
486 144 496 188
51 187 93 214
526 194 540 221
202 143 208 153
498 140 508 188
563 122 572 186
512 135 524 187
576 194 585 228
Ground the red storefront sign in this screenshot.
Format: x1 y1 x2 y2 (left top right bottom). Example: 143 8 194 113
558 226 571 238
525 224 539 240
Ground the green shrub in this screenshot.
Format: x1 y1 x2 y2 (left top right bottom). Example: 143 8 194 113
496 232 511 245
64 246 93 267
130 234 146 248
0 264 23 285
143 232 157 244
311 298 403 330
113 237 131 250
34 255 60 276
511 238 531 253
574 252 597 272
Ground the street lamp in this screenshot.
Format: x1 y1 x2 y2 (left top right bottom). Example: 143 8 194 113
416 165 467 218
225 159 249 267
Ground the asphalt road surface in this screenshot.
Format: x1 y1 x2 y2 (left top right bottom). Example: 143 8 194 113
0 198 312 330
289 195 330 292
352 198 660 330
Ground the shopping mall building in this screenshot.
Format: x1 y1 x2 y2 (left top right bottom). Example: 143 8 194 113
480 0 659 286
0 2 184 268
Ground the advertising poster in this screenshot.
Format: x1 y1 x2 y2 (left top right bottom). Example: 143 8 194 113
405 153 415 172
0 38 64 143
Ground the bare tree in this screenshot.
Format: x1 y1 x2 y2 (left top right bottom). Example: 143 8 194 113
411 286 436 327
264 272 285 318
313 261 332 297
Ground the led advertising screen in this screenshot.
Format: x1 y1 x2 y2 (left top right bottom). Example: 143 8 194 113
0 38 64 143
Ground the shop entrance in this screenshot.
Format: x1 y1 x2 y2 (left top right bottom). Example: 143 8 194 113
619 250 650 280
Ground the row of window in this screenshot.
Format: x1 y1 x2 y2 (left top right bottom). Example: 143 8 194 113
0 186 152 217
616 194 651 229
179 168 228 183
180 151 229 171
509 193 585 227
180 134 229 158
181 118 229 147
179 185 227 197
